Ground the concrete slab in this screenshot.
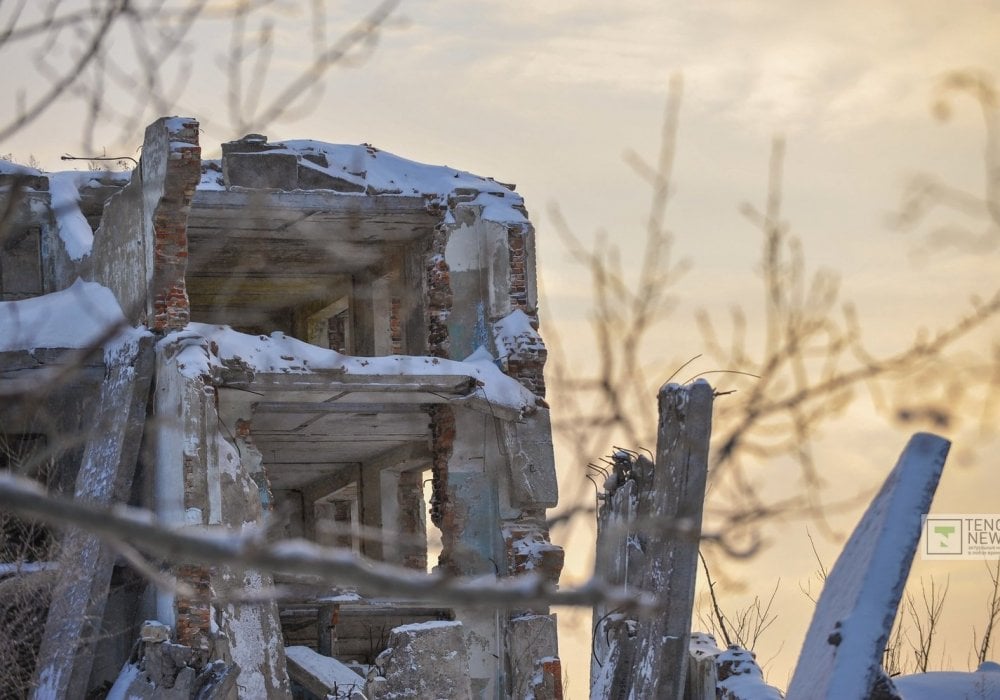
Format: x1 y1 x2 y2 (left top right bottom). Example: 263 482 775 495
787 433 950 700
285 645 366 698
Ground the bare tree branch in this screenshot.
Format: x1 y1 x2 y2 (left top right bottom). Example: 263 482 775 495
0 472 651 612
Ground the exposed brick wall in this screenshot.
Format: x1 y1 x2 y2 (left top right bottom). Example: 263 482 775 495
502 522 564 585
425 225 452 358
507 224 530 313
533 657 564 700
151 119 200 332
327 309 349 353
174 564 212 652
506 224 547 398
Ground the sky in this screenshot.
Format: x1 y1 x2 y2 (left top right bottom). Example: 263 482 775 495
2 0 999 694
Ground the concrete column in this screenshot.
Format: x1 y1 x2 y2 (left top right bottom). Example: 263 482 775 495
396 470 428 571
360 462 383 561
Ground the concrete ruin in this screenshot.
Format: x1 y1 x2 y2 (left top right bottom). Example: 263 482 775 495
0 118 563 698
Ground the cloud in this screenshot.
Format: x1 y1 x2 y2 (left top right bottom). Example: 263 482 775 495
404 1 1000 135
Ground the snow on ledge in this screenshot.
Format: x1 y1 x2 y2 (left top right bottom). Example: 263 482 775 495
49 172 97 260
0 279 132 353
391 619 463 635
159 323 538 413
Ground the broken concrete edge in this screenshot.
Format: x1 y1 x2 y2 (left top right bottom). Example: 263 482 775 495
368 620 473 699
107 621 240 700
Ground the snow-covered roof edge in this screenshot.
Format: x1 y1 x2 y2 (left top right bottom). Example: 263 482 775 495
158 322 538 415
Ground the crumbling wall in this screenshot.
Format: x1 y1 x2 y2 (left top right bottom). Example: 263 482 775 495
424 225 453 359
421 199 563 697
148 118 200 332
78 118 199 328
154 336 290 698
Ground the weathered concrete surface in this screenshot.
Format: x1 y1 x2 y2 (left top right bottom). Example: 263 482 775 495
509 614 563 700
590 381 714 700
369 621 471 700
214 568 291 700
438 407 502 577
786 433 950 700
628 381 714 700
83 118 199 328
285 645 365 698
500 408 557 508
154 338 291 698
31 335 155 700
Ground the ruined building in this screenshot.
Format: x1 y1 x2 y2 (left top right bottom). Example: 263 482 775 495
0 117 564 698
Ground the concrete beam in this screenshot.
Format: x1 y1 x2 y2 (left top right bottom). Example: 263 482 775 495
302 466 361 506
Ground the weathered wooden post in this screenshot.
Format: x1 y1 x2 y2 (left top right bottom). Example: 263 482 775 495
591 379 714 700
786 432 950 700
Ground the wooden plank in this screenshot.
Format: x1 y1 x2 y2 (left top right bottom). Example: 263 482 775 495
786 433 950 700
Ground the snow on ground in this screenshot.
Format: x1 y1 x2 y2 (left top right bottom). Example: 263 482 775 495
0 279 126 352
162 322 538 412
0 158 42 177
894 663 1000 699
